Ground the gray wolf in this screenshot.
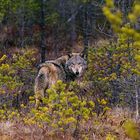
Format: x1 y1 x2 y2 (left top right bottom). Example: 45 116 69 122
34 53 87 108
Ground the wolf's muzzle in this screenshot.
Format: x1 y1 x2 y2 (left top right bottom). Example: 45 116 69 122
76 71 79 75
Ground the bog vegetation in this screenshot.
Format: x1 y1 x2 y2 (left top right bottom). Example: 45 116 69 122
0 0 140 140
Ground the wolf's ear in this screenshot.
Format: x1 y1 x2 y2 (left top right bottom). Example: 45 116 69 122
80 52 84 58
67 53 73 58
80 52 87 60
80 48 88 59
67 53 78 58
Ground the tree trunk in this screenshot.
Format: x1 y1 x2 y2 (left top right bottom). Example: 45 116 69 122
83 3 91 59
40 0 46 63
70 1 77 48
19 0 25 48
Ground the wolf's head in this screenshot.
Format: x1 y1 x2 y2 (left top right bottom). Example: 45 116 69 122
65 54 87 77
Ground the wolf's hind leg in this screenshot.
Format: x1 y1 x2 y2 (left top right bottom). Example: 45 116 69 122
34 73 46 108
35 89 44 108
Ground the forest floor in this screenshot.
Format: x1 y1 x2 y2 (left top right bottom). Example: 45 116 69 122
0 107 139 140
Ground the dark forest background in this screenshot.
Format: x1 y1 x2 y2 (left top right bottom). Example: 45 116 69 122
0 0 135 60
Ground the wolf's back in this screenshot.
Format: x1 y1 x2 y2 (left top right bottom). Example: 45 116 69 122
34 63 66 108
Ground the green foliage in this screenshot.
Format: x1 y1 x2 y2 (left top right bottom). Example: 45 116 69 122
0 54 22 94
0 48 36 108
86 44 121 105
0 0 39 22
25 80 95 134
123 120 140 140
82 0 140 108
0 0 11 21
106 133 117 140
103 0 140 75
86 39 135 82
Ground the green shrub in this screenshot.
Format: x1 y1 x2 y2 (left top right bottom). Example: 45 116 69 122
25 80 95 135
0 48 36 109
